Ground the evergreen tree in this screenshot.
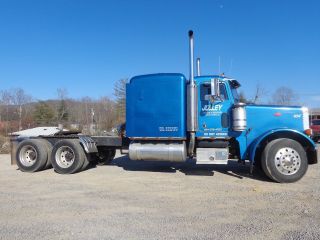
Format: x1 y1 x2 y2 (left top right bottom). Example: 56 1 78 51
33 101 55 125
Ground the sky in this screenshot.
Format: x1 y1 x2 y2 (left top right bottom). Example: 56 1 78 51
0 0 319 107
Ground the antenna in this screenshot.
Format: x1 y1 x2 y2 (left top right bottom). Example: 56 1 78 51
196 58 201 76
218 56 221 74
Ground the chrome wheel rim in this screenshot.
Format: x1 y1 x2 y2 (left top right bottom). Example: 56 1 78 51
19 145 37 167
274 147 301 175
55 146 75 168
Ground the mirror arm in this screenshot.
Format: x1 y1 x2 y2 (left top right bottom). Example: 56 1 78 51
209 78 223 103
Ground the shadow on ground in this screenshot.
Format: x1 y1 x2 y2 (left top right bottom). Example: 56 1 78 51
99 155 272 182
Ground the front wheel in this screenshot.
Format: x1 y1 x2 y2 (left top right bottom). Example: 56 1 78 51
261 138 308 183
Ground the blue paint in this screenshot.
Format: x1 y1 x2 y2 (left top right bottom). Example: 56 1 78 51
126 73 186 138
244 105 307 159
193 76 312 160
196 76 234 138
126 73 315 162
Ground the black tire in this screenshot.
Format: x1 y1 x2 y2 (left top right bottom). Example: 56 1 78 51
261 138 308 183
261 138 283 180
43 141 53 169
16 139 49 172
51 139 86 174
96 149 116 165
80 153 91 171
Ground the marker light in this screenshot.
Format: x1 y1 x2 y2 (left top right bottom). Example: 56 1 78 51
304 129 313 136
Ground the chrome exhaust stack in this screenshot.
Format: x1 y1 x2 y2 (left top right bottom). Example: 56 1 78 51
187 30 198 156
189 31 195 85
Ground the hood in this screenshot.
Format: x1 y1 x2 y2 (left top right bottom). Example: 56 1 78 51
245 104 308 143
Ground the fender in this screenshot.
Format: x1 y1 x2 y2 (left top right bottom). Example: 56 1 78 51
249 128 315 163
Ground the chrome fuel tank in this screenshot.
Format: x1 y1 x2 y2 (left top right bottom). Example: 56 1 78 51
232 103 247 131
129 142 187 162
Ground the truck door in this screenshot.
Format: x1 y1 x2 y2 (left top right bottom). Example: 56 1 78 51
197 81 232 138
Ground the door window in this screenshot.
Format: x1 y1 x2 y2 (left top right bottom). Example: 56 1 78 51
200 83 228 101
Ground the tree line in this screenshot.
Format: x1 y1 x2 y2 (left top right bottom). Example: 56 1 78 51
0 80 299 137
0 79 127 136
239 85 299 105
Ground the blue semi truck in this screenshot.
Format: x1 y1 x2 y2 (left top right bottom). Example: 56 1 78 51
12 31 318 183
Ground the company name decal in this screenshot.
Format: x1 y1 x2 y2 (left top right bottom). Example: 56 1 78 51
201 104 223 116
202 104 223 112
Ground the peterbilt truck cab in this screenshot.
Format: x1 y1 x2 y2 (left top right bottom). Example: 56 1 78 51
125 31 318 183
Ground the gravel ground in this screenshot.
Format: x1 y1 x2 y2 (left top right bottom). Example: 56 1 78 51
0 152 320 240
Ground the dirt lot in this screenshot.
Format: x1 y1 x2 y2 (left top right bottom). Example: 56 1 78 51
0 152 319 240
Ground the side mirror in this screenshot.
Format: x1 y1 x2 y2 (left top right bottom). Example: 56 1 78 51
210 78 221 102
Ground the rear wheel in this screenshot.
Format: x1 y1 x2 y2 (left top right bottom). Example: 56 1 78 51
16 139 49 172
51 139 86 174
261 138 308 183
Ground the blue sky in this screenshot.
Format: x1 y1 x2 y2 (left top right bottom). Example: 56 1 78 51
0 0 319 107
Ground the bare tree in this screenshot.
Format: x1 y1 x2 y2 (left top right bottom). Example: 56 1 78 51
0 90 13 135
11 88 32 130
56 88 69 124
95 96 116 132
272 87 298 105
239 90 247 103
73 96 94 134
251 84 268 104
113 78 127 122
82 97 92 127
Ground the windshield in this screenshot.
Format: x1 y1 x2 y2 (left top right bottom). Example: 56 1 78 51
231 87 240 103
312 120 320 125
